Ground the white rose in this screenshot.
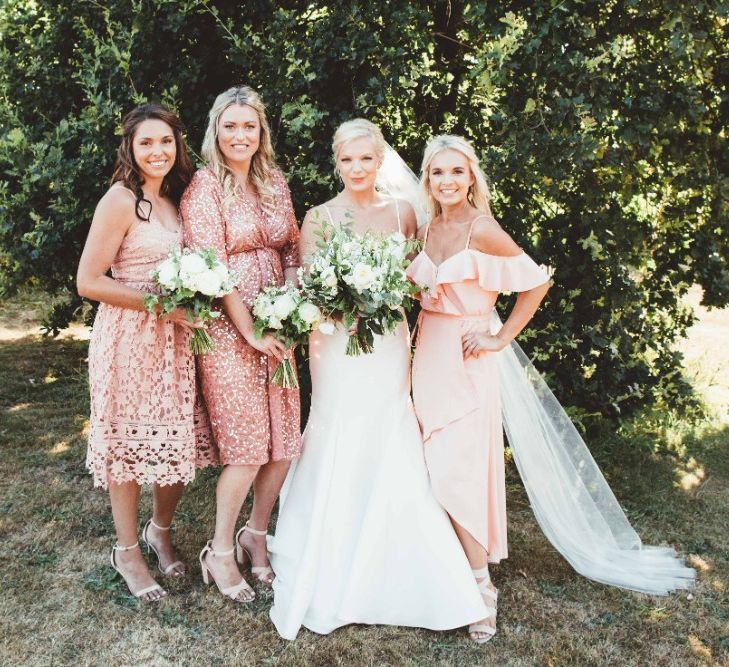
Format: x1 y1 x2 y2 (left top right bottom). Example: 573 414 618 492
350 263 375 292
156 258 178 289
317 320 335 335
269 316 283 330
341 240 362 257
212 261 230 283
252 297 272 320
298 302 321 326
192 270 223 296
320 267 338 289
179 252 208 275
273 293 297 319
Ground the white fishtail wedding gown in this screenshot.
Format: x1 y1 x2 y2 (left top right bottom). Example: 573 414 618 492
268 320 488 640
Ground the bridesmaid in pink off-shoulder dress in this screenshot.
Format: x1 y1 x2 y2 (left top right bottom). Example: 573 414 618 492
407 135 550 643
181 86 301 603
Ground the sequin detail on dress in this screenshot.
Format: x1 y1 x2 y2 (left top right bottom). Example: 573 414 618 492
180 167 302 465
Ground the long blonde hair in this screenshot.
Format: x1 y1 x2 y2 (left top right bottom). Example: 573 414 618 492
201 85 278 213
420 135 492 218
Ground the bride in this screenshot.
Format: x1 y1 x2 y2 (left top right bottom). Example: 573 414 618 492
268 119 490 641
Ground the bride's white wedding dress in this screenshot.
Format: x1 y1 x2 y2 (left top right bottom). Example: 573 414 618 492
268 319 488 640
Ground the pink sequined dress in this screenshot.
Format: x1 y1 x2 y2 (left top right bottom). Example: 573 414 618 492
180 167 301 465
87 206 204 489
407 219 549 562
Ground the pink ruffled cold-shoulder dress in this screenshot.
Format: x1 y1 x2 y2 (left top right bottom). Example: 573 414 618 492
407 218 549 562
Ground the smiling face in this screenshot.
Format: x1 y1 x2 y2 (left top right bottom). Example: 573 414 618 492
217 103 261 166
132 119 177 181
427 148 475 209
336 135 380 193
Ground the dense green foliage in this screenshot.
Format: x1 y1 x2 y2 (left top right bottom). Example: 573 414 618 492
1 0 726 417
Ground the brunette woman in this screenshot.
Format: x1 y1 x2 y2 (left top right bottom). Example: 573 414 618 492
77 104 200 601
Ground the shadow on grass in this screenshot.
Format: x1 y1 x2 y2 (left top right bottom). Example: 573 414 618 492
1 333 728 666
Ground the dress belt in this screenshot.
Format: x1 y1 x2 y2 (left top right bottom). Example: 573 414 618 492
411 309 493 346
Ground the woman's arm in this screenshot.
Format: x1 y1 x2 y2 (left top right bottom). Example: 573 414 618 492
181 173 285 360
277 172 301 288
462 217 549 357
76 189 192 328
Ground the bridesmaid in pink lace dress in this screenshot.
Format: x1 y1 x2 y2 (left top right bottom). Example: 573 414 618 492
77 104 202 602
181 86 301 603
408 136 550 642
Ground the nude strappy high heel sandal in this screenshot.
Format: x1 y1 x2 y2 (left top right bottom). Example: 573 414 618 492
110 542 167 601
235 522 275 585
199 541 255 602
142 518 185 577
469 564 497 644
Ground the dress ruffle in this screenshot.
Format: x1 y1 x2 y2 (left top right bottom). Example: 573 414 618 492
407 249 549 298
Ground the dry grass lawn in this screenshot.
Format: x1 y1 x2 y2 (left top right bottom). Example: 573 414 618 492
0 288 727 667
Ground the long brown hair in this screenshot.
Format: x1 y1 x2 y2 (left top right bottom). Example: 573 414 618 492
111 103 194 221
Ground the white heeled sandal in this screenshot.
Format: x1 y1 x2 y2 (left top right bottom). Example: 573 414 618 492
199 541 255 602
469 564 497 644
235 522 274 585
110 541 167 601
142 518 185 577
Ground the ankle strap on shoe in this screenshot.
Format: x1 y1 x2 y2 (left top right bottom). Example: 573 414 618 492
149 518 172 531
113 541 140 552
472 564 490 580
206 541 235 557
243 522 267 537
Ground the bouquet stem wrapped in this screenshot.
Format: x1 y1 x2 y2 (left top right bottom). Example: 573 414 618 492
252 282 331 388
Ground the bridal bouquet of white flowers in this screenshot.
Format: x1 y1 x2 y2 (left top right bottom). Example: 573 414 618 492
300 221 420 356
252 282 330 388
144 248 237 354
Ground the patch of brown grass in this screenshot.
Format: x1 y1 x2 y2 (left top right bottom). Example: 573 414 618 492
0 292 727 667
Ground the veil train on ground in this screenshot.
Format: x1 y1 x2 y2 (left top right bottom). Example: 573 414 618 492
494 314 695 595
380 143 695 595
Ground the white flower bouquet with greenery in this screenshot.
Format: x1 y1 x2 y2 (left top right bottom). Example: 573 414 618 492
252 282 329 388
299 221 420 356
144 248 237 354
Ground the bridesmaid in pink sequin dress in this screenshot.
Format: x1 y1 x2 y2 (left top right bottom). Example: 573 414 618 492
181 86 301 603
77 104 203 602
407 136 550 642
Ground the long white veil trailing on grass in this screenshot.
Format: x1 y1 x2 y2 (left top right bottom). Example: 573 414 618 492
381 144 695 595
492 314 695 594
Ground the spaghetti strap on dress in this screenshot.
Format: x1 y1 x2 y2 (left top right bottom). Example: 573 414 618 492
86 213 208 489
407 240 549 560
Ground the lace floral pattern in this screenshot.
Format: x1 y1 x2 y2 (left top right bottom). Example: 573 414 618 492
86 220 210 489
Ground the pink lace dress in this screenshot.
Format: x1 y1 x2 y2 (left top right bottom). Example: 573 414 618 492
180 167 302 465
407 221 549 562
87 216 205 489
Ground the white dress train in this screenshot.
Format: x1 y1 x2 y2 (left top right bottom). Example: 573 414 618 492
268 321 488 640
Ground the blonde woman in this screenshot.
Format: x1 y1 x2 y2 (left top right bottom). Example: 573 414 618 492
268 119 489 640
180 86 301 602
408 134 550 641
408 135 694 643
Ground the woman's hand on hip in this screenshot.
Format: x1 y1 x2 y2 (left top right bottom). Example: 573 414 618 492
462 331 507 358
